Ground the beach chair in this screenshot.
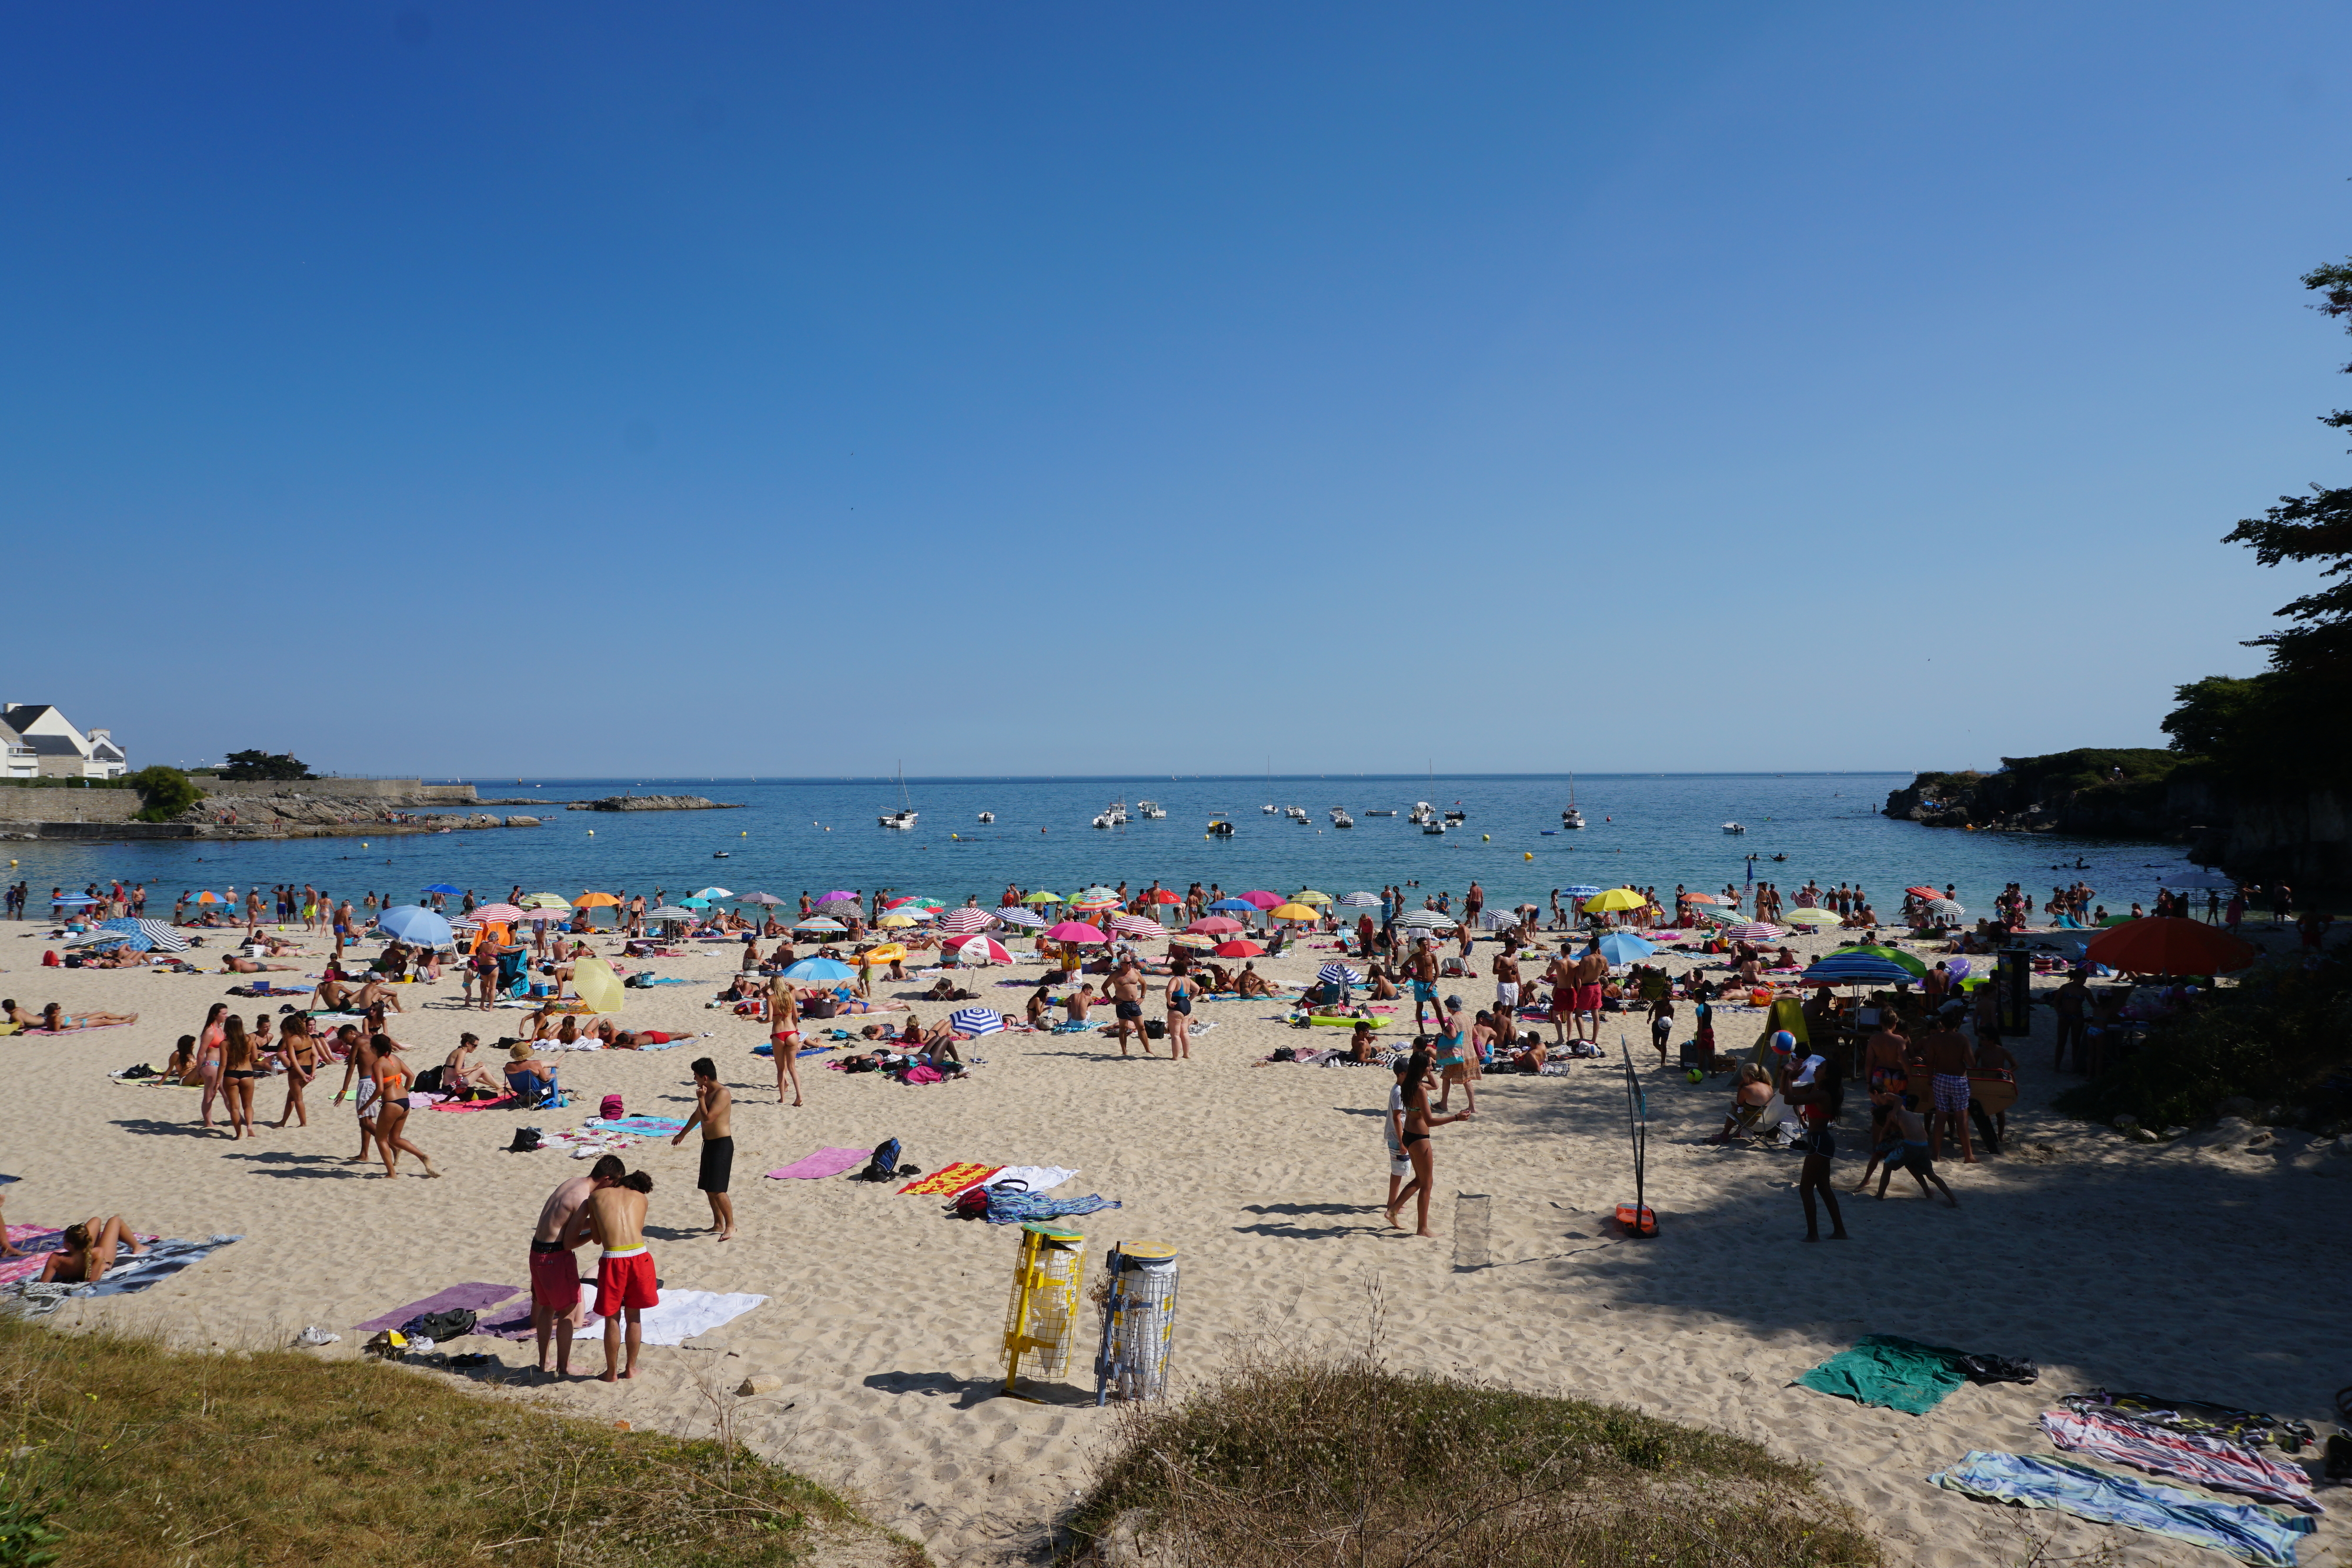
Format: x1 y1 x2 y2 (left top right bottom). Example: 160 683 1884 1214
495 948 529 999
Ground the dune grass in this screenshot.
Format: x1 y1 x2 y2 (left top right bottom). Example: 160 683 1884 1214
1065 1349 1880 1568
0 1315 916 1567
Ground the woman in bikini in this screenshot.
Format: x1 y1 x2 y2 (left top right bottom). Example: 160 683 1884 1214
218 1015 260 1140
1164 959 1195 1060
1384 1046 1472 1237
368 1035 438 1178
194 1002 229 1131
40 1217 149 1284
1431 997 1477 1114
274 1014 319 1127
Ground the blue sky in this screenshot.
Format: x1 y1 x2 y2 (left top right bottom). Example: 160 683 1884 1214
5 4 2347 779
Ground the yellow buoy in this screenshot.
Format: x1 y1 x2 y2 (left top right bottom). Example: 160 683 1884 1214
1525 852 1534 860
1482 834 1489 841
587 830 594 835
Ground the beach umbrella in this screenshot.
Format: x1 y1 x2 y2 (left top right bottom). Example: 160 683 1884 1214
1022 891 1064 905
646 905 699 921
736 891 786 907
1396 910 1456 931
65 929 131 948
1241 891 1282 910
880 895 917 910
817 890 858 904
1169 932 1216 950
1292 891 1334 906
1478 910 1521 931
1904 886 1942 900
1800 954 1915 987
55 894 100 907
1043 921 1108 944
422 883 464 896
677 897 712 909
891 905 936 921
1682 892 1722 905
1212 940 1264 958
2086 917 2256 975
694 887 733 900
947 1007 1005 1038
907 897 946 911
573 958 626 1014
107 917 187 952
574 892 620 908
522 893 572 909
1317 962 1365 987
377 906 455 947
1582 888 1646 913
1075 885 1118 902
994 907 1048 929
1559 885 1603 899
1268 903 1319 922
470 903 526 922
814 898 863 920
1945 957 1973 981
946 937 1013 966
1338 891 1379 907
938 907 995 932
780 957 857 982
1207 898 1258 913
523 908 574 924
876 912 920 928
859 943 908 965
1187 916 1244 935
1070 895 1121 914
1723 922 1783 942
1697 908 1744 926
1830 944 1927 978
1108 914 1166 939
1783 908 1841 927
1924 898 1965 919
1145 889 1182 905
1597 933 1656 965
794 917 847 932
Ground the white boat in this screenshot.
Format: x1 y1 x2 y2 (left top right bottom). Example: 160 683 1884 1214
1442 807 1466 823
1262 804 1277 814
1137 800 1166 819
1422 821 1446 835
1364 808 1396 817
878 763 917 830
1561 773 1585 829
976 812 994 823
1093 800 1130 830
1723 822 1745 835
1286 806 1309 822
1408 801 1436 825
1330 808 1354 828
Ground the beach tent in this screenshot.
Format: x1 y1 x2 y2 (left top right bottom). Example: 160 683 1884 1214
2086 917 2255 975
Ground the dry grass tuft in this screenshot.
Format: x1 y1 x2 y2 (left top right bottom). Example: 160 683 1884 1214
1065 1348 1881 1567
0 1315 917 1567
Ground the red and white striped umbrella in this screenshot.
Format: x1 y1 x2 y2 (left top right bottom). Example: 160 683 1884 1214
1108 914 1167 939
1723 922 1784 942
469 904 526 922
944 935 1013 965
938 907 996 933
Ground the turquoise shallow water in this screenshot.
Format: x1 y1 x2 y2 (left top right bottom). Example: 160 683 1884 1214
5 773 2203 919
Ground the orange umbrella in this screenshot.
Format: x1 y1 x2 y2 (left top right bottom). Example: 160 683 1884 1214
574 891 621 908
1683 892 1722 904
2086 917 2256 975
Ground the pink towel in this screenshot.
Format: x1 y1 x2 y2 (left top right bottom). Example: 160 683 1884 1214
765 1146 870 1180
354 1281 522 1333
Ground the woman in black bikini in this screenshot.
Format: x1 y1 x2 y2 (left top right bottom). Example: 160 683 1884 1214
1164 959 1195 1059
219 1015 259 1141
1384 1046 1473 1238
274 1014 318 1128
40 1217 148 1284
369 1035 439 1179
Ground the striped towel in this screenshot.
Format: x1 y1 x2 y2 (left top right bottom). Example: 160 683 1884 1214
2041 1409 2321 1513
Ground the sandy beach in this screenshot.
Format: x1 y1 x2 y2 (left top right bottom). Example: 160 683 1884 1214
3 912 2346 1567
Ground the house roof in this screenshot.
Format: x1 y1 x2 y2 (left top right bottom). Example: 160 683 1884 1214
2 705 56 728
15 734 83 756
88 737 126 760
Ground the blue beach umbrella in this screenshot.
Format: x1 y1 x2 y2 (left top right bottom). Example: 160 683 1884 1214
104 917 186 952
779 957 857 983
1559 885 1604 899
377 905 455 947
947 1007 1005 1037
54 894 99 907
1800 954 1915 987
422 884 463 896
1596 933 1655 965
1207 898 1257 912
1316 962 1365 987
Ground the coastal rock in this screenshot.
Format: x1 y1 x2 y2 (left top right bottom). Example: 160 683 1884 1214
504 815 540 827
564 795 743 812
736 1373 782 1397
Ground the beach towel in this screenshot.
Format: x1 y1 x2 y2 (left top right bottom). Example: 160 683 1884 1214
2058 1389 2318 1454
982 1190 1120 1225
2040 1409 2321 1512
11 1236 240 1315
356 1282 524 1333
1796 1335 1972 1415
19 1023 131 1037
767 1147 873 1181
900 1163 1000 1195
585 1116 687 1138
426 1092 517 1113
981 1166 1078 1194
1930 1450 2314 1565
483 1289 767 1348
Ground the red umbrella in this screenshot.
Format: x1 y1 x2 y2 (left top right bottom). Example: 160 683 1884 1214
1212 940 1265 958
2086 918 2256 975
1904 886 1942 900
1146 889 1181 905
1241 891 1282 910
1187 916 1244 934
1043 921 1108 944
943 935 1013 965
1683 892 1722 905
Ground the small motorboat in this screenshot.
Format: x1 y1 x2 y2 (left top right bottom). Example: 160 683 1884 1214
977 812 994 823
1093 800 1130 829
1331 808 1354 828
1408 801 1436 825
1137 800 1167 819
1722 822 1746 835
1442 808 1466 823
713 851 730 858
1207 819 1236 837
879 810 917 830
1287 806 1309 823
1422 821 1446 835
1261 803 1277 814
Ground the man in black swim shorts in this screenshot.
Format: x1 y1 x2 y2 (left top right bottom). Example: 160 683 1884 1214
673 1057 736 1241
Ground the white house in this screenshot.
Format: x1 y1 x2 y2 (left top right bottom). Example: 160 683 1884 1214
0 704 128 779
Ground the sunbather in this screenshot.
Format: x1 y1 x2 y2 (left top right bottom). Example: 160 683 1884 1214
40 1216 149 1283
1708 1063 1775 1142
445 1034 502 1095
1235 964 1275 998
353 976 405 1014
223 954 295 974
40 1003 138 1030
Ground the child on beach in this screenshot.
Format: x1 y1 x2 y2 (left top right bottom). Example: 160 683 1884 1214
1870 1094 1959 1208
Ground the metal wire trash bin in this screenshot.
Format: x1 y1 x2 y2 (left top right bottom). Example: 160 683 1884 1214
1003 1222 1088 1399
1094 1241 1178 1404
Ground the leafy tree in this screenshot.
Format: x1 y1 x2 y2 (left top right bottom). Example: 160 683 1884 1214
219 749 314 782
2160 675 2282 757
128 765 201 823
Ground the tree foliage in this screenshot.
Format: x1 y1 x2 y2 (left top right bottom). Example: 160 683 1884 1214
219 749 313 781
128 766 201 823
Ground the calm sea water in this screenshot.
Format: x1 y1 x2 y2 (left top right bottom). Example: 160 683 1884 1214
5 774 2206 918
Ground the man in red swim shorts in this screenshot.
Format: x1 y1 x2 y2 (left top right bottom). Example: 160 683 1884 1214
585 1168 660 1382
528 1155 624 1379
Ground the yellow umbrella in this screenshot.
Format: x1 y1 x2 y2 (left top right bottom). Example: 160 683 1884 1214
522 893 572 910
574 891 620 908
572 958 625 1014
876 912 920 928
1582 888 1646 912
860 943 907 964
1784 908 1841 927
1291 890 1334 905
1269 902 1320 921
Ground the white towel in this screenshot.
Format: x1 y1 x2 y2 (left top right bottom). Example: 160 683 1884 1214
583 1289 766 1346
981 1165 1077 1194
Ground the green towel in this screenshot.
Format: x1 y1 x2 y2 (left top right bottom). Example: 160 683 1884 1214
1796 1334 1967 1415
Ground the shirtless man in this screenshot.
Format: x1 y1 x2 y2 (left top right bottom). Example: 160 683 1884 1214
1570 940 1610 1044
1234 965 1274 999
529 1155 624 1379
1859 1013 1910 1149
1408 938 1442 1031
1064 982 1097 1027
1542 950 1578 1048
766 975 804 1106
1106 961 1151 1057
1491 947 1521 1035
1916 1005 1977 1164
223 954 295 975
584 1168 659 1382
353 975 405 1014
672 1058 735 1241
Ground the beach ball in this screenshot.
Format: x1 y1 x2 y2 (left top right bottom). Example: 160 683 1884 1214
1770 1029 1796 1054
1688 1067 1703 1084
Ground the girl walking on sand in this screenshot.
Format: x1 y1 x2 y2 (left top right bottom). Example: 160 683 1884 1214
1385 1045 1473 1238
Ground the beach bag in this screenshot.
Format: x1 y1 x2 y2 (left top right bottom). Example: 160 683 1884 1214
857 1138 903 1182
402 1309 477 1343
600 1094 624 1121
1144 1019 1167 1039
41 950 58 967
951 1186 993 1219
413 1065 445 1096
505 1127 543 1154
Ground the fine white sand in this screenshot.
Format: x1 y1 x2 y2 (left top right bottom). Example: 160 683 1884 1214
3 915 2346 1566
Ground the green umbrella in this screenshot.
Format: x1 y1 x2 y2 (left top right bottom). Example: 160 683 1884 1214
1829 943 1927 978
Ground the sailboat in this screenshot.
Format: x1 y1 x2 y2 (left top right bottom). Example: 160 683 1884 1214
877 764 917 830
1561 774 1586 830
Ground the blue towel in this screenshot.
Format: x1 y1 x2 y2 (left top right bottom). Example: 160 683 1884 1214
983 1191 1121 1225
1929 1451 2315 1566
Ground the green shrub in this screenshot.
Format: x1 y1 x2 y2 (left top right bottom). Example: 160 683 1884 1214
126 765 199 822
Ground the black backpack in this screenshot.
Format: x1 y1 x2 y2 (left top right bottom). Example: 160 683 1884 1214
857 1138 910 1182
401 1309 477 1343
506 1127 543 1154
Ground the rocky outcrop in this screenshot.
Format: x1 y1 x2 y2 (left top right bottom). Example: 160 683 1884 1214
564 795 743 812
1882 749 2186 835
2182 783 2352 889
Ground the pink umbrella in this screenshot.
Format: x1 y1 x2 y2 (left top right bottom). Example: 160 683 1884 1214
944 935 1013 965
1043 921 1108 944
938 907 995 933
1241 890 1282 910
818 890 857 904
470 904 526 922
1108 914 1165 939
1187 916 1244 934
1724 922 1784 942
